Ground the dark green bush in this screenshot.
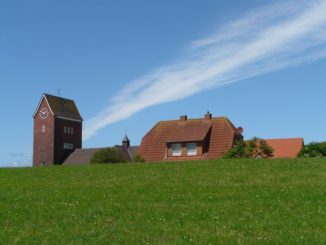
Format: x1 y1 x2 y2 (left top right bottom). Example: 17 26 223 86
223 137 246 158
90 148 127 164
298 142 326 158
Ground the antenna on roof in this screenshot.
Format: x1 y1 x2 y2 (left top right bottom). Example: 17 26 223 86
57 89 61 97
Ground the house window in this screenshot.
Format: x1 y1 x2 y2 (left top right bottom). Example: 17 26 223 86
71 127 74 135
64 126 67 134
63 143 74 150
41 125 46 133
187 143 197 156
171 143 182 156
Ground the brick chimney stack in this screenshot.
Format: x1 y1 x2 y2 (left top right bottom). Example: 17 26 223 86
180 115 188 122
205 111 212 121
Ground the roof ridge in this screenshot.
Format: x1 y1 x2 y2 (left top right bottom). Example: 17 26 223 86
44 93 75 102
158 116 229 123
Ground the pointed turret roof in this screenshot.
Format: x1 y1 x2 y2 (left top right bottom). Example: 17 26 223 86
122 134 130 142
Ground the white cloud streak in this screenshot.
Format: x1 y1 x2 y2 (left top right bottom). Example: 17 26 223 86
84 0 326 141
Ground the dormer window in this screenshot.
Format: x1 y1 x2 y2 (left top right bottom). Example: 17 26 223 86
187 143 197 156
171 143 182 156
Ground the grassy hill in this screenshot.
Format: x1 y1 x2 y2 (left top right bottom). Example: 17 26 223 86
1 159 325 244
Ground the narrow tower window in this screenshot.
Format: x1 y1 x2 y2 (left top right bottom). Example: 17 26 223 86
42 125 46 133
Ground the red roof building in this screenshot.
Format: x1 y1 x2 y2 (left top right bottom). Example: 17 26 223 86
265 138 304 158
138 112 242 162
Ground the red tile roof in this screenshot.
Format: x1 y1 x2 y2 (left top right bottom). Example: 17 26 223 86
165 121 212 143
138 116 238 162
265 138 304 158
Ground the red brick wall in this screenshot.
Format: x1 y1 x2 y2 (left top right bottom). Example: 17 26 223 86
33 99 55 166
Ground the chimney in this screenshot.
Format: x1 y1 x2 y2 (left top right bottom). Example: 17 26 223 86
205 111 212 121
180 115 187 122
237 127 244 135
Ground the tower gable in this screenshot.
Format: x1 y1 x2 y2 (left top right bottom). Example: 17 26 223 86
33 95 54 119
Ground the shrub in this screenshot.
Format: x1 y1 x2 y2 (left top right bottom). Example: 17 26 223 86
298 142 326 158
223 137 246 158
90 148 127 164
133 154 145 163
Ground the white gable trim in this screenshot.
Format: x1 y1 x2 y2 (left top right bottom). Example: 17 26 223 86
32 94 55 118
56 116 83 123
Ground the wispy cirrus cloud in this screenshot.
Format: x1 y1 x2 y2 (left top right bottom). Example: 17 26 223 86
83 0 326 141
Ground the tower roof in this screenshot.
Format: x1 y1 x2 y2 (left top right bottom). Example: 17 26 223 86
33 93 83 121
122 134 130 142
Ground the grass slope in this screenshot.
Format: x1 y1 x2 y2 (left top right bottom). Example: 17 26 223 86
0 159 326 244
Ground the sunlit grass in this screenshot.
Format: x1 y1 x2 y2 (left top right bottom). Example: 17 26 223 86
0 158 325 244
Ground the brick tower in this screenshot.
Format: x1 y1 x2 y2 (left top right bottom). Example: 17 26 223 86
33 94 83 166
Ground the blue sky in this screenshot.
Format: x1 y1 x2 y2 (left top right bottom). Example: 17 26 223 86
1 0 326 167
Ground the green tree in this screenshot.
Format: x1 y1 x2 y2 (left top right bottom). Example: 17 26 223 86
90 148 127 164
224 137 274 159
258 139 274 158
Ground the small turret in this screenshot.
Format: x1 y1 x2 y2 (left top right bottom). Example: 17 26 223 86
122 134 130 149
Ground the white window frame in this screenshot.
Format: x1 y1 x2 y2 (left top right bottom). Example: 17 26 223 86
41 125 46 133
171 143 182 156
187 143 197 156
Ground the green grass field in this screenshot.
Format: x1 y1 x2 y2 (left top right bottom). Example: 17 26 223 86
1 159 326 244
